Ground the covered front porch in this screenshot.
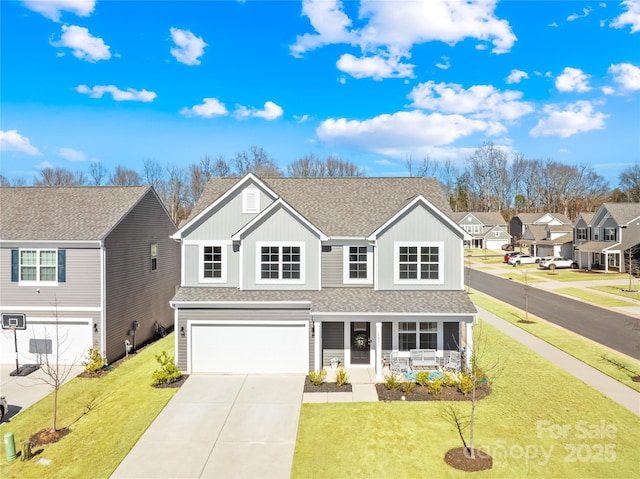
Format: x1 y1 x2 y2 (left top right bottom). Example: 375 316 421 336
311 315 475 382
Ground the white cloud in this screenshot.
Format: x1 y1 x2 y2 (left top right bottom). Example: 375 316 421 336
52 25 111 62
291 0 516 79
0 130 42 155
293 114 312 123
529 101 608 138
58 147 86 162
548 21 559 27
555 67 592 92
611 0 640 33
602 86 616 95
76 84 157 102
336 53 415 79
408 81 534 121
608 62 640 91
170 28 207 65
180 98 228 118
338 75 347 84
22 0 95 22
435 56 450 70
505 69 529 84
234 101 284 120
567 7 592 21
316 110 498 155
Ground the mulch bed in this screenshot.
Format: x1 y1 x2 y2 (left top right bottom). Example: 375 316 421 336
444 447 493 472
375 382 491 401
153 374 189 389
304 377 352 393
30 427 70 447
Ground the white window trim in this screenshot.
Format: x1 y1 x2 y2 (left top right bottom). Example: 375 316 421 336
473 225 481 234
577 228 587 241
343 245 373 284
19 248 58 286
242 188 260 213
393 241 444 285
604 227 615 241
256 241 305 284
198 242 228 284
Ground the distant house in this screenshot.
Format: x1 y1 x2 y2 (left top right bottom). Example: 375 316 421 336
573 203 640 272
170 174 476 381
509 213 572 255
451 212 511 249
0 186 180 365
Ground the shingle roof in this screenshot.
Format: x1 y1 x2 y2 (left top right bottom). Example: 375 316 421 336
0 186 153 241
451 211 506 225
514 212 571 225
188 176 453 237
603 203 640 225
576 212 595 224
171 287 477 315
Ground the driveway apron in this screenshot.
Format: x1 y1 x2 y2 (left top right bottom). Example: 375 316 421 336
111 374 305 479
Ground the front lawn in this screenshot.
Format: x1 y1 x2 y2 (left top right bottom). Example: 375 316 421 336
0 335 179 479
528 270 629 282
553 287 637 307
592 285 640 302
292 322 640 478
470 292 640 393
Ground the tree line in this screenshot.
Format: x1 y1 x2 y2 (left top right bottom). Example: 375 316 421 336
1 143 637 225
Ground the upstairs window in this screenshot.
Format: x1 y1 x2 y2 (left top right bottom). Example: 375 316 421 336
257 243 304 283
199 243 227 283
13 249 64 284
395 242 443 284
343 245 372 283
150 244 158 271
604 227 616 241
577 228 587 241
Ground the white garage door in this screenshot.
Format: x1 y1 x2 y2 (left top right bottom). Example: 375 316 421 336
191 322 309 374
0 320 91 365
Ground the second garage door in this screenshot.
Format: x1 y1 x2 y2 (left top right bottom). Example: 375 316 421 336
190 322 309 374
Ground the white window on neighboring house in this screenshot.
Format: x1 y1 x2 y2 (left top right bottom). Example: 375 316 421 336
594 227 599 240
200 243 227 283
394 242 443 284
343 245 372 284
473 225 481 234
577 228 586 241
257 242 304 283
242 188 260 213
150 244 158 271
14 248 62 284
604 227 616 241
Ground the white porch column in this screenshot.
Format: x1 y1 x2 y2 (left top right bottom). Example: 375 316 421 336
465 321 474 370
375 321 383 382
314 320 322 373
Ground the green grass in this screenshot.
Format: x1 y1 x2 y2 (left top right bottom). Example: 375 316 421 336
528 270 629 282
592 285 640 302
498 271 546 283
553 287 638 307
0 335 179 479
292 321 640 478
470 292 640 393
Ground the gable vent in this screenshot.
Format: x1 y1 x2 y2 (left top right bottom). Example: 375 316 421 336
243 188 260 213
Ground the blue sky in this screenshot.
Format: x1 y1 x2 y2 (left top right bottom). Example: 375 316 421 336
1 0 639 186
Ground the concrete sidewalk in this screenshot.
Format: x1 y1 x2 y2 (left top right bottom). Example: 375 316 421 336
476 306 640 417
111 374 305 479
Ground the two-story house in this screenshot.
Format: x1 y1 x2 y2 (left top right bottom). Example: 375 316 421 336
451 212 511 249
170 174 476 381
510 212 572 256
0 186 180 366
573 203 640 272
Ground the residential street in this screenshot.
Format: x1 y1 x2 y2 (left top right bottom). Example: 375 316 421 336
466 267 640 360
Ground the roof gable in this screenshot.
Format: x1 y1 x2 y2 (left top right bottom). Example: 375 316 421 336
601 203 640 225
0 186 154 241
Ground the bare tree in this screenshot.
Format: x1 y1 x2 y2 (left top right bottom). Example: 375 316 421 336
88 161 108 186
406 155 439 178
143 158 165 189
35 166 86 186
109 165 141 186
166 164 188 224
623 245 640 292
0 174 10 186
233 146 283 177
288 154 364 177
619 163 640 202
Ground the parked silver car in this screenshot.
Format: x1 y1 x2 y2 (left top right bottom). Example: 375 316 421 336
539 257 578 270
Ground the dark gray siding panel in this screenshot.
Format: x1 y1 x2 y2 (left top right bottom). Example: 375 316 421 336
104 190 180 362
321 246 343 287
382 322 392 364
176 307 311 371
321 322 344 367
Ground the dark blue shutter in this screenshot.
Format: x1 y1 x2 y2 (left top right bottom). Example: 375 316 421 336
58 249 66 283
11 249 19 282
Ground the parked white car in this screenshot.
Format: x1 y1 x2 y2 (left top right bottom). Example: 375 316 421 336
539 257 578 270
508 254 541 266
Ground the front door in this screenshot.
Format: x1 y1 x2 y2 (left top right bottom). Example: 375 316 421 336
350 322 370 364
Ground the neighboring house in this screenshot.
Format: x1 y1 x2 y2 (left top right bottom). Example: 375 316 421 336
573 203 640 272
0 186 180 365
509 212 572 244
510 213 572 255
170 174 476 381
451 212 511 249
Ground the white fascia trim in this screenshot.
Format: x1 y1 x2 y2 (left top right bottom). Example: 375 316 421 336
172 173 277 239
231 198 328 241
1 306 102 312
311 312 476 318
367 195 470 241
171 300 312 308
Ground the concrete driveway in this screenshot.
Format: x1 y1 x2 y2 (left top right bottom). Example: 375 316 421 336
111 374 305 479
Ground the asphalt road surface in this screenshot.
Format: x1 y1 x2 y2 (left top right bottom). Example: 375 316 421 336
466 268 640 360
